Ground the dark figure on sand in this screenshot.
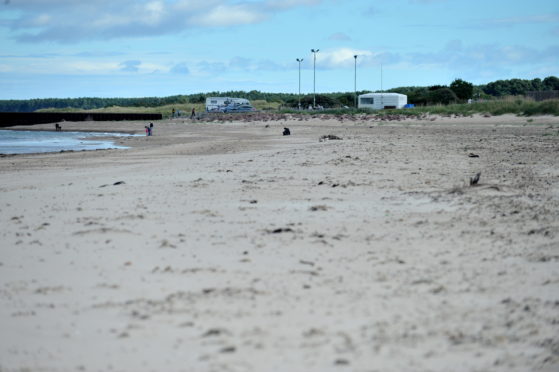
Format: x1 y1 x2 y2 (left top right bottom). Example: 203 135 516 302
55 123 62 131
470 172 481 186
283 127 291 136
191 108 196 119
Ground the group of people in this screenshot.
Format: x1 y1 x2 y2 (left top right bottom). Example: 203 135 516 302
145 107 197 136
171 107 197 119
144 122 154 136
171 108 196 119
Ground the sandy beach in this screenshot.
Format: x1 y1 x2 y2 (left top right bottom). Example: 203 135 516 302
1 114 558 372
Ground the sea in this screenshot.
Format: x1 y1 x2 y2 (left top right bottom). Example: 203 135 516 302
0 130 138 155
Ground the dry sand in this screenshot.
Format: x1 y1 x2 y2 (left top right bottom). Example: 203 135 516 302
1 114 558 372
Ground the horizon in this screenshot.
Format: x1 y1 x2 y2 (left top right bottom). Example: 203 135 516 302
1 0 558 100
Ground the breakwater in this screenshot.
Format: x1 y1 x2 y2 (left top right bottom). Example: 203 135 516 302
0 112 162 127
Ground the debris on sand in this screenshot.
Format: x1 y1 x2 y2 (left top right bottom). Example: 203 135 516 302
202 328 230 337
309 205 329 211
99 181 126 187
319 134 342 142
468 153 480 158
267 227 294 234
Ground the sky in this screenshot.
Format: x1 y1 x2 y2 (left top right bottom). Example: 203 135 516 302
0 0 558 99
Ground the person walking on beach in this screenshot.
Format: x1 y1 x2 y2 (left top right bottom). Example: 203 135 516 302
191 108 196 119
149 122 154 136
145 126 149 136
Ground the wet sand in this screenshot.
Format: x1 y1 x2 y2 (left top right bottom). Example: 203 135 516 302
1 114 558 371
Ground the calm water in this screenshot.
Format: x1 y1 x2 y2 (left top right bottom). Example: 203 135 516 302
0 130 137 154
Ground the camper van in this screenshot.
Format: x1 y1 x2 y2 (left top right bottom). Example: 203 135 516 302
205 97 252 112
358 93 407 110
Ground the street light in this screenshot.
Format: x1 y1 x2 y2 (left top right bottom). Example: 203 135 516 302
354 55 358 108
311 49 319 108
296 58 303 110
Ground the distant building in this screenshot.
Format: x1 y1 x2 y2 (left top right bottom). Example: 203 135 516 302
358 93 407 110
205 97 251 112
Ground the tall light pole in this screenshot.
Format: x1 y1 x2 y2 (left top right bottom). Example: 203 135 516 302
354 55 358 108
296 58 303 110
311 49 319 108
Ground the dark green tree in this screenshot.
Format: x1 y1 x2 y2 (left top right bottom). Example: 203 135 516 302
188 94 206 103
530 78 543 91
298 94 337 108
450 79 474 100
428 85 447 91
336 93 356 107
543 76 559 90
427 88 458 105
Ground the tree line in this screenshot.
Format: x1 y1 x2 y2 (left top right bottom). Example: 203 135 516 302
1 76 557 112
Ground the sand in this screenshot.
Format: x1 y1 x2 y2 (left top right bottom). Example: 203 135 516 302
1 114 558 372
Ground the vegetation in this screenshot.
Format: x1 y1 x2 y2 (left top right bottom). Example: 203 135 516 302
450 79 474 100
280 97 559 117
482 76 559 97
382 97 559 117
0 76 557 116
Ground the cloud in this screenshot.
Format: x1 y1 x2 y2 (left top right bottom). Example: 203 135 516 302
170 62 189 74
328 32 351 41
196 60 227 74
190 4 266 27
255 58 284 71
313 48 375 69
302 42 557 84
266 0 320 10
388 41 558 83
73 51 125 58
229 56 252 70
196 56 285 74
408 41 559 68
3 0 323 43
483 13 559 27
363 6 379 16
408 0 447 3
119 60 141 72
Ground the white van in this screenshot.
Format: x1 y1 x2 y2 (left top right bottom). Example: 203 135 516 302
205 97 251 112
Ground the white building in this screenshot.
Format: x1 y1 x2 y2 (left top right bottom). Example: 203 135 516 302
358 93 407 110
205 97 251 112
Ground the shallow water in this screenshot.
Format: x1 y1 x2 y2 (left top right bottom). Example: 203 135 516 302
0 130 137 154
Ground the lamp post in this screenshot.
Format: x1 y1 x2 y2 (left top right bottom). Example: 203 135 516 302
311 49 319 108
296 58 303 110
354 55 358 108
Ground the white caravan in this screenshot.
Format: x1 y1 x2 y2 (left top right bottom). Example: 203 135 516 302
358 93 407 110
205 97 251 112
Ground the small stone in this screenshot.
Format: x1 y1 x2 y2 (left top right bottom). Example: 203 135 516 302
220 346 236 353
334 359 349 365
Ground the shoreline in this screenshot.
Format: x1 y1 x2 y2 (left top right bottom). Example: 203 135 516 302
0 129 138 155
0 126 140 135
1 114 558 371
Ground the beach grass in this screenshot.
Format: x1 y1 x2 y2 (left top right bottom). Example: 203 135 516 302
38 97 559 117
37 100 282 117
281 97 559 117
408 97 559 116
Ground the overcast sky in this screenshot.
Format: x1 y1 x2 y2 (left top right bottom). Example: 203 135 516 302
0 0 558 99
